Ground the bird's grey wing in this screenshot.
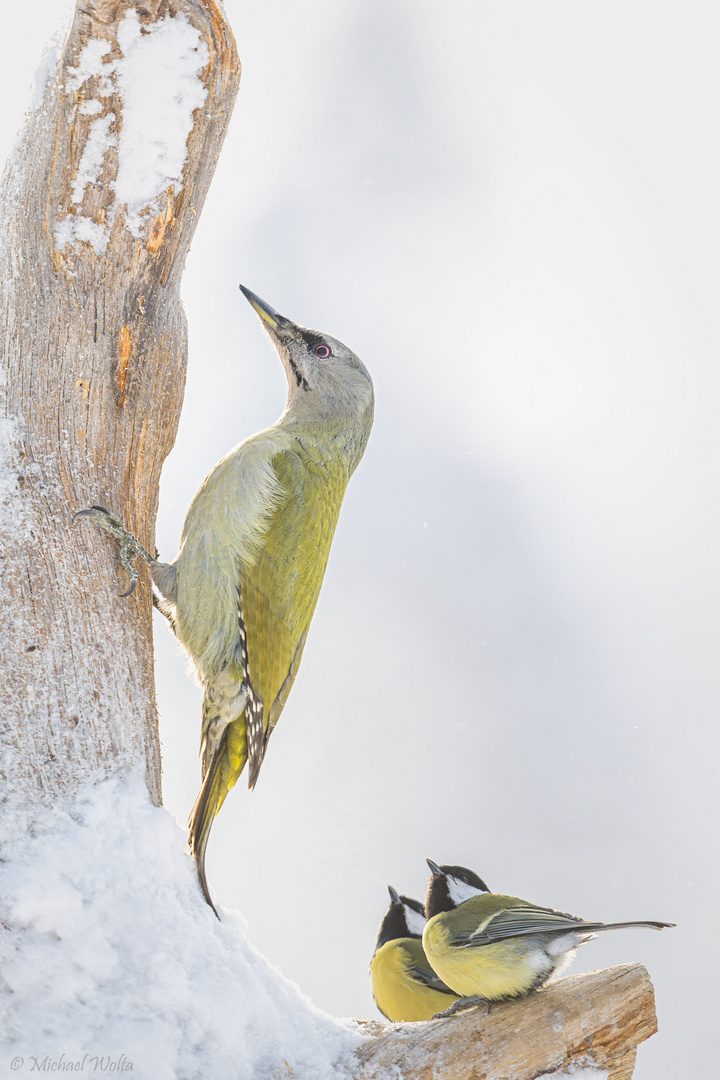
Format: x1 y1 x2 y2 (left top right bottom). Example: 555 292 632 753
453 906 588 948
406 964 458 995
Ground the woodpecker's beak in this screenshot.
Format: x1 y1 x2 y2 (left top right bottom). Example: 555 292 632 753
426 859 444 878
388 885 401 905
239 285 290 332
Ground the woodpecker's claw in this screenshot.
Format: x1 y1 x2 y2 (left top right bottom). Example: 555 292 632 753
432 996 490 1019
119 574 138 598
73 504 113 523
74 505 144 596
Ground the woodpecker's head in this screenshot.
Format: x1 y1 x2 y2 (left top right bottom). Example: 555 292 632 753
240 285 374 424
374 886 427 953
425 860 490 918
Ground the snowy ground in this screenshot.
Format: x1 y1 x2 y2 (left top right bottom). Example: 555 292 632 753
0 770 365 1080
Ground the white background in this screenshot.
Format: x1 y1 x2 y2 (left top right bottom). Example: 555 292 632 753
2 4 717 1078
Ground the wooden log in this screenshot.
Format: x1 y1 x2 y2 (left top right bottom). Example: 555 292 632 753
353 963 657 1080
0 0 240 806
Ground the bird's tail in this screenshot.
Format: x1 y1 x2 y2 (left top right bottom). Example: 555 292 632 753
583 920 675 934
188 721 247 916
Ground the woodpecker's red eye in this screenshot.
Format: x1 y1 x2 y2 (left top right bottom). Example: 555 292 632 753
314 344 331 358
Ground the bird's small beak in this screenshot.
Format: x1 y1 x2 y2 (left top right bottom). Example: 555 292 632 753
388 885 401 905
239 285 289 331
426 859 443 878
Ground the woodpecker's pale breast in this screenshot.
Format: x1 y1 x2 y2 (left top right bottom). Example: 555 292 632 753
173 428 289 678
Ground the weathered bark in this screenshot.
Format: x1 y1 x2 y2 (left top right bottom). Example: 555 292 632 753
353 963 657 1080
0 0 240 805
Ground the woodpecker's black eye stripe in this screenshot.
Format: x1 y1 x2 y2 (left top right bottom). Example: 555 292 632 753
302 330 332 357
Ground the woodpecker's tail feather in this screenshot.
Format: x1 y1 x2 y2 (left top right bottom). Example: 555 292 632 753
188 721 248 917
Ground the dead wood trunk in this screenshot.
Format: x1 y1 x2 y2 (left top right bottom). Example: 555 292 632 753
0 0 240 806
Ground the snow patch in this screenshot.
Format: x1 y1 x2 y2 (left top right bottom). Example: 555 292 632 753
31 32 65 113
54 214 109 257
54 35 115 253
55 11 208 252
66 37 114 95
0 415 28 549
79 99 103 117
71 113 117 203
114 10 208 236
0 770 366 1080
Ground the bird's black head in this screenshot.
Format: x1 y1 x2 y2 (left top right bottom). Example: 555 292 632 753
374 886 427 952
425 860 490 918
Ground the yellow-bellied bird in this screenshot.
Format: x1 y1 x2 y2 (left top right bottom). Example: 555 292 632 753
77 287 373 913
422 861 674 1010
370 886 460 1022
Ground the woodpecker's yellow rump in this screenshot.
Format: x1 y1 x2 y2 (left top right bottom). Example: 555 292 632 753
370 887 460 1022
77 287 373 913
422 861 674 1010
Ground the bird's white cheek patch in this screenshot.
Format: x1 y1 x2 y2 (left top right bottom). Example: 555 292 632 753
403 906 426 938
447 876 486 906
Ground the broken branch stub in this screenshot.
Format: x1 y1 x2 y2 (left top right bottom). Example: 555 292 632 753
353 963 658 1080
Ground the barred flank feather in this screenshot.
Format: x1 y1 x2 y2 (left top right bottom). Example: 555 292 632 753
188 719 248 916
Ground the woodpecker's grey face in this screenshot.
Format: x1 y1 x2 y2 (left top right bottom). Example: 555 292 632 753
283 329 373 417
240 285 373 420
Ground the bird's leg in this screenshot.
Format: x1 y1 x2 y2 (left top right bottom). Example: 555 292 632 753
433 996 490 1019
74 505 156 597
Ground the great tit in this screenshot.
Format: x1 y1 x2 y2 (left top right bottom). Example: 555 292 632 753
422 861 674 1006
370 886 461 1022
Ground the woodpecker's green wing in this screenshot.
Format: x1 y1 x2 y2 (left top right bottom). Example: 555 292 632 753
240 444 349 786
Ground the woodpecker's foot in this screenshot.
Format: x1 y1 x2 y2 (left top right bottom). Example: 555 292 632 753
74 505 149 596
433 996 490 1019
